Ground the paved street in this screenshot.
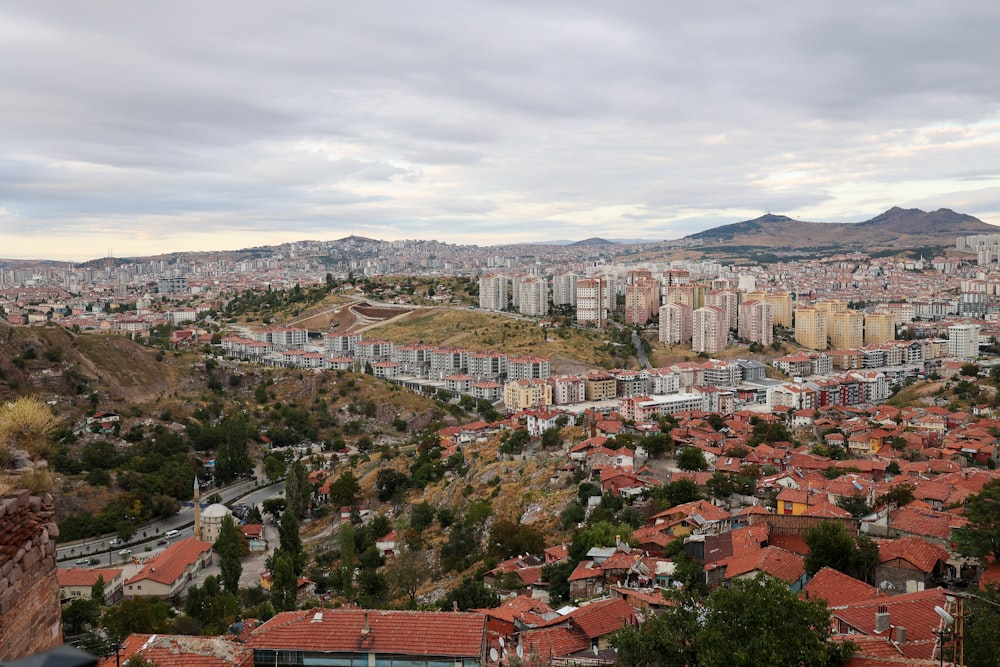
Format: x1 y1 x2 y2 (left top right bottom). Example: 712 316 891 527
57 479 285 566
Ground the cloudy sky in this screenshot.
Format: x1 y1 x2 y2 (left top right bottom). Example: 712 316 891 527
2 1 1000 261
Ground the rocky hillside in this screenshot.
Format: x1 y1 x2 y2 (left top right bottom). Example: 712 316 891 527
686 207 997 249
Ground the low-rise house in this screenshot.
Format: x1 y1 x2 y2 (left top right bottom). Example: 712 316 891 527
247 608 488 667
96 633 253 667
123 537 213 599
58 567 124 604
875 536 950 594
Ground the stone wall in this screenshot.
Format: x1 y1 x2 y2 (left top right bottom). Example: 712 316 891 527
0 490 63 661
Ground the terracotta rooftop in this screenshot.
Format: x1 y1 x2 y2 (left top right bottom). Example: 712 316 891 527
801 567 880 607
568 598 635 639
57 567 122 588
247 608 487 657
724 546 805 584
125 537 212 587
877 536 949 574
519 625 590 660
97 633 253 667
831 588 950 644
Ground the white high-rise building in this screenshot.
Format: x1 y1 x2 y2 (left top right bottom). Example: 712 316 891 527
737 300 773 345
948 323 981 359
518 277 549 316
693 305 727 354
479 274 509 311
576 277 608 327
659 302 692 344
552 272 578 307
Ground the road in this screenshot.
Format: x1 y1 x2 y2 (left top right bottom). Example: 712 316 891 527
57 479 285 567
632 329 652 369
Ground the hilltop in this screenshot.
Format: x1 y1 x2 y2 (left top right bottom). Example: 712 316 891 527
685 207 996 249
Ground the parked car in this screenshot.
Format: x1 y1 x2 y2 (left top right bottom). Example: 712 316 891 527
75 558 90 565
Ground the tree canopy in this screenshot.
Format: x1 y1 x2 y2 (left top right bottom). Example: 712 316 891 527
956 479 1000 562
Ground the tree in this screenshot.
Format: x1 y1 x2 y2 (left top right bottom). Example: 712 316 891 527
284 460 311 519
612 594 700 667
963 586 1000 667
707 472 735 499
487 519 546 560
215 514 244 594
270 551 298 612
439 576 499 611
676 447 708 471
956 479 1000 562
568 521 632 562
385 547 431 607
836 494 873 518
376 468 410 502
652 478 703 508
961 362 981 377
279 510 305 576
339 520 355 600
804 520 878 583
697 574 849 667
327 471 360 508
91 575 107 606
541 560 575 606
102 597 172 640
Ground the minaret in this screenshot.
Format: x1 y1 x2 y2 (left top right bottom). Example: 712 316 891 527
193 476 202 541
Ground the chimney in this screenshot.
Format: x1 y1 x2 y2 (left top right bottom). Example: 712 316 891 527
874 605 890 634
361 612 370 635
895 626 906 644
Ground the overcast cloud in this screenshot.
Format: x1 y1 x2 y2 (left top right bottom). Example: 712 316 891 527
1 1 999 260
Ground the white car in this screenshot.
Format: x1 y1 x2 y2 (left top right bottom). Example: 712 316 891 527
75 558 89 565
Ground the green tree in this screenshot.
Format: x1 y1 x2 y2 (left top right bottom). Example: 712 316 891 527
963 586 1000 667
376 468 410 502
284 459 311 519
487 519 546 560
340 520 355 600
836 494 873 518
215 514 244 594
956 479 1000 562
279 510 305 576
804 520 878 583
612 593 700 667
327 471 361 508
102 597 172 640
541 426 562 450
676 447 708 471
568 521 632 562
961 362 981 377
652 478 703 508
439 576 499 611
91 575 107 606
270 551 298 612
697 574 849 667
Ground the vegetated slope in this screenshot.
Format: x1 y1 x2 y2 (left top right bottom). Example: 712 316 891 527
0 325 183 404
686 207 997 248
363 307 621 368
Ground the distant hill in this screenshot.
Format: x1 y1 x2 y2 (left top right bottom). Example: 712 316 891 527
685 207 997 248
569 237 617 247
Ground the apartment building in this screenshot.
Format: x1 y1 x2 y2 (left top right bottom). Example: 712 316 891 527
624 278 660 325
508 355 551 381
829 310 864 350
659 302 692 344
503 378 553 410
794 306 828 350
479 273 508 311
746 291 793 328
517 277 549 316
692 305 727 354
948 323 980 359
552 272 578 307
737 299 773 345
864 312 895 346
704 289 738 332
576 277 608 327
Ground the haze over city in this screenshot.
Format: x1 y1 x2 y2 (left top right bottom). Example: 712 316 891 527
3 1 1000 261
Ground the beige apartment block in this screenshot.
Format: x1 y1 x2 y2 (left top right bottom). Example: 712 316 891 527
794 306 828 350
864 312 895 345
829 310 864 350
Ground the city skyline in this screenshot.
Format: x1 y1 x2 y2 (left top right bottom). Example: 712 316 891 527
2 2 1000 261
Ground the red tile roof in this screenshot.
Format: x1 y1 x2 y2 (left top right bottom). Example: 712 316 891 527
724 546 805 583
248 608 487 658
519 626 590 660
125 537 212 586
57 567 122 587
801 567 880 607
877 536 949 574
568 598 635 639
97 633 253 667
831 588 949 644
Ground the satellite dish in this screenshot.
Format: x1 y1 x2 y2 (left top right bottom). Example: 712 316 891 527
934 606 955 626
499 637 505 648
516 645 524 659
489 648 499 662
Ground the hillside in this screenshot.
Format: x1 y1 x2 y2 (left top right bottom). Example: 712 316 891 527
686 207 997 249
